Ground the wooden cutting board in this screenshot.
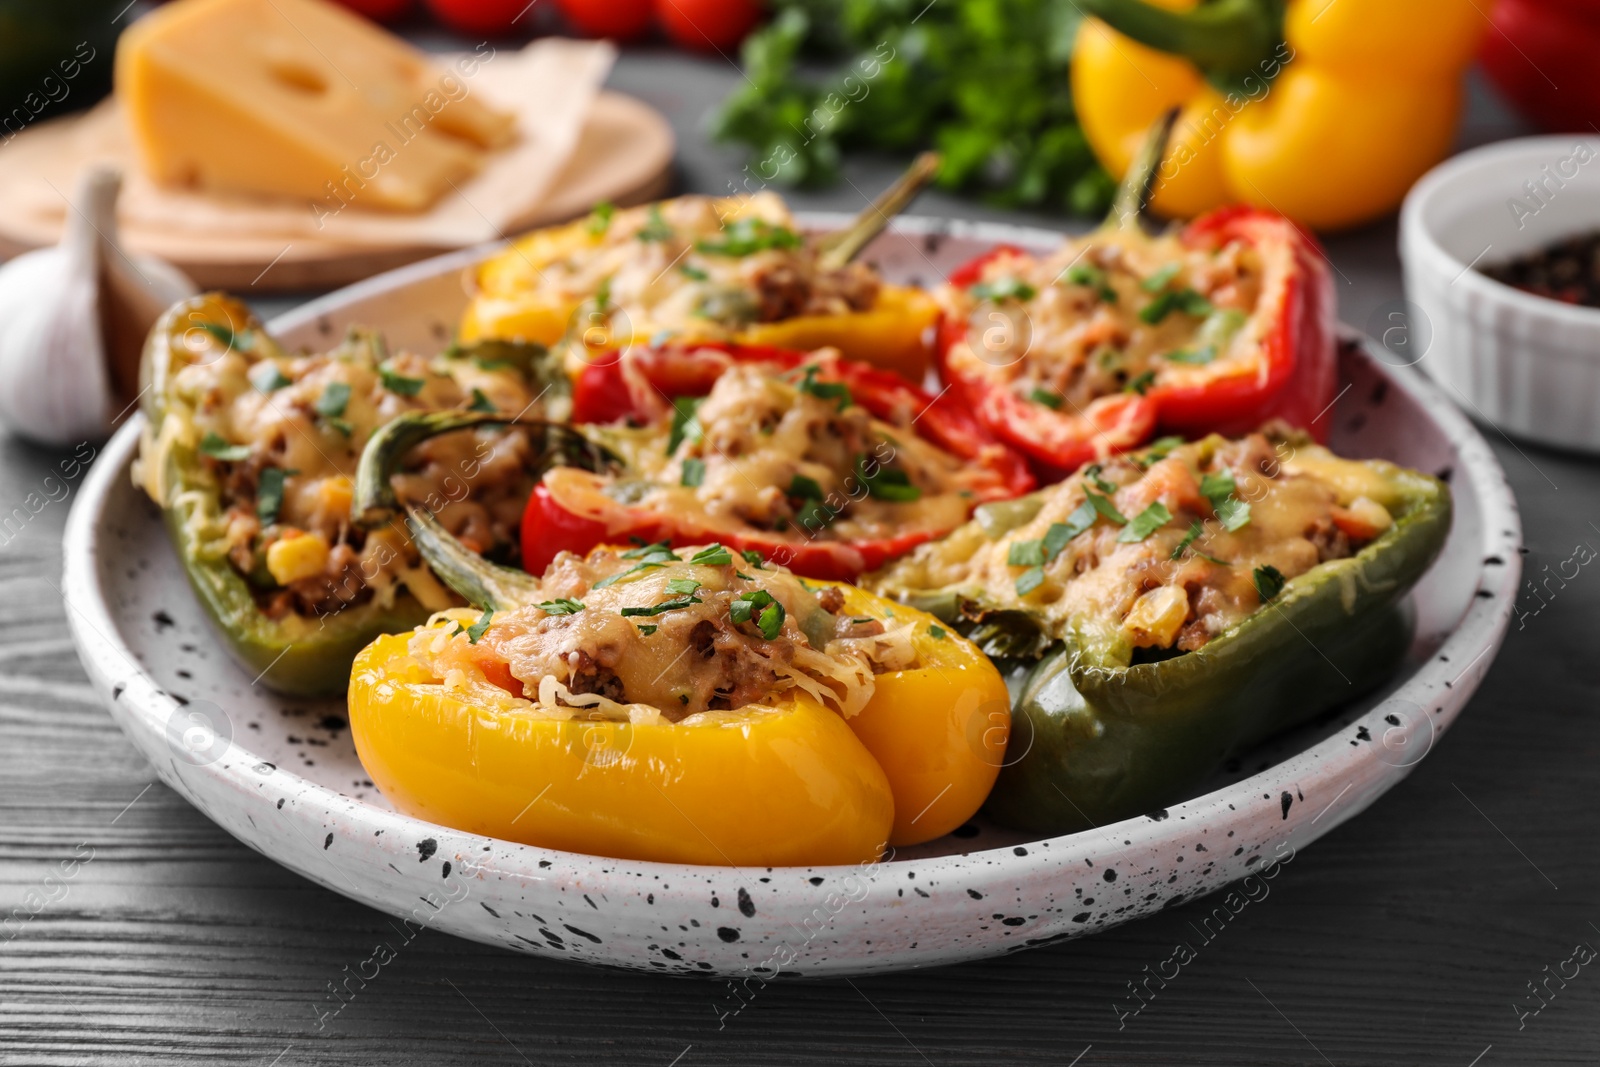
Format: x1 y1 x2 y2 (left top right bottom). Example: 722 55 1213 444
0 90 674 291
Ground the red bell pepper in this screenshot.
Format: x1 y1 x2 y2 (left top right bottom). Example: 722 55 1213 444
525 342 1035 580
937 205 1335 478
1480 0 1600 132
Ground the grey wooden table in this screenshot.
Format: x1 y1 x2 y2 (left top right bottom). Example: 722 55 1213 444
4 46 1597 1067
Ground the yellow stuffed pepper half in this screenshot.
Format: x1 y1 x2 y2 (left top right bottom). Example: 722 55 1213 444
349 537 1009 867
458 191 941 382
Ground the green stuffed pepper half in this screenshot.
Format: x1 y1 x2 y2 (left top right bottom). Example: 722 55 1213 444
867 426 1451 834
134 293 578 696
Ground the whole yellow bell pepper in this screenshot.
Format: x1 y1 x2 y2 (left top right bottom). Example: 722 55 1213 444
348 583 1009 867
460 195 941 382
1071 0 1484 230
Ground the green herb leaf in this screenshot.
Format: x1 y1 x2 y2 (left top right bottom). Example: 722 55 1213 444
594 545 680 589
620 595 703 617
1164 345 1216 365
1046 501 1098 557
1254 564 1286 602
796 364 852 410
324 416 353 437
536 598 586 615
379 367 425 396
928 624 946 640
970 277 1037 302
856 456 920 502
788 473 824 500
250 363 291 393
315 381 351 418
1141 436 1186 464
667 396 704 454
1063 263 1117 303
594 275 612 311
689 543 734 566
1028 387 1064 409
256 467 298 524
679 263 709 281
1214 496 1250 532
1201 469 1250 531
1125 370 1156 395
757 599 786 640
586 201 615 236
730 589 776 627
1084 463 1117 494
695 217 802 257
1118 502 1172 543
198 320 253 350
680 457 706 487
1177 290 1215 316
794 498 837 533
1084 489 1127 525
465 607 495 643
636 624 658 635
199 432 250 462
1171 520 1205 561
638 204 673 243
622 540 676 560
1015 566 1045 596
468 388 496 413
665 577 703 596
740 548 766 569
1141 262 1182 292
1007 540 1045 567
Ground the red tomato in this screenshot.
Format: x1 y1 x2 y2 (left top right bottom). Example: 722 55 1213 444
655 0 762 52
425 0 532 36
556 0 654 39
331 0 411 20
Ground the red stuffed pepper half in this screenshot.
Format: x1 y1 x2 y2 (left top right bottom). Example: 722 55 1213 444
523 342 1034 581
938 205 1337 477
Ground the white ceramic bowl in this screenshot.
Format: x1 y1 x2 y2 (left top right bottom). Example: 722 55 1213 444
63 218 1520 976
1401 135 1600 452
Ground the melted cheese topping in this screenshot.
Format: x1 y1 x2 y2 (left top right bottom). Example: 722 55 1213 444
409 546 918 721
146 327 554 618
942 231 1272 409
870 432 1399 658
475 193 880 340
565 355 1009 544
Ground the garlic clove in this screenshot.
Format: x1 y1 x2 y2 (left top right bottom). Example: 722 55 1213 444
0 165 196 446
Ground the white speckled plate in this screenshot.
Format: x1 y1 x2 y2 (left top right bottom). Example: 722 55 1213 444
63 217 1521 977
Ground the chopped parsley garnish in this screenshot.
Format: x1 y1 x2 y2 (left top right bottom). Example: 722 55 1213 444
1200 469 1251 532
695 217 802 257
794 498 838 533
636 624 658 635
667 396 703 454
475 357 515 372
595 543 681 588
756 600 786 640
468 388 496 413
1084 464 1117 494
1117 502 1172 543
1063 263 1118 303
970 277 1037 302
731 589 786 639
1045 501 1097 556
255 467 299 524
740 548 766 569
379 367 425 396
1254 564 1286 602
1029 387 1064 409
1015 566 1046 596
622 540 676 559
199 432 250 462
198 320 251 350
928 624 946 640
857 456 920 503
536 598 585 615
250 363 290 393
680 457 706 487
620 595 702 618
1007 540 1046 567
324 417 353 437
679 263 709 281
594 275 612 312
665 577 703 596
788 473 824 500
586 201 615 236
315 381 351 419
1171 520 1205 560
1139 436 1186 465
795 364 852 410
1084 489 1127 525
1139 288 1214 325
1165 345 1217 365
689 543 735 566
1125 370 1156 395
1141 262 1182 292
464 607 495 643
637 204 673 242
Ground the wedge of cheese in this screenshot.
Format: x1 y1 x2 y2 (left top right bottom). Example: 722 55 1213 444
116 0 516 213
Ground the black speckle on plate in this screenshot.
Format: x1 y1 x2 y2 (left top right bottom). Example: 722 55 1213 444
417 838 438 862
717 927 740 943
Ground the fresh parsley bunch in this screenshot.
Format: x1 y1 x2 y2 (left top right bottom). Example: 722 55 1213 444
713 0 1116 215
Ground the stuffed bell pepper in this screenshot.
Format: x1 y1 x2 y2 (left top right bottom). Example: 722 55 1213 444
515 341 1034 581
348 446 1011 863
938 146 1335 476
459 185 941 382
134 294 571 695
868 427 1451 832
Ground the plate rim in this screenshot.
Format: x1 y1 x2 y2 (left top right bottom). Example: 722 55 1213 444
62 217 1524 975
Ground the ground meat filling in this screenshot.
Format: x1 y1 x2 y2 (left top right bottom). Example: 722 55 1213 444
412 545 917 722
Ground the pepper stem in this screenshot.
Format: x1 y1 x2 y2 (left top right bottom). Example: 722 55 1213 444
1106 108 1180 233
815 151 941 272
1076 0 1284 93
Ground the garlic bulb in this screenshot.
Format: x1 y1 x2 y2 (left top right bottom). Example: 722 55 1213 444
0 166 196 446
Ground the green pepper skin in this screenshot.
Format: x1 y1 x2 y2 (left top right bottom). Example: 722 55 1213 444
139 294 436 696
985 465 1452 834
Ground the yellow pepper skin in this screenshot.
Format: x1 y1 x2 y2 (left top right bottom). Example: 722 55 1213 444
459 201 940 381
1072 0 1483 230
348 586 1008 865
